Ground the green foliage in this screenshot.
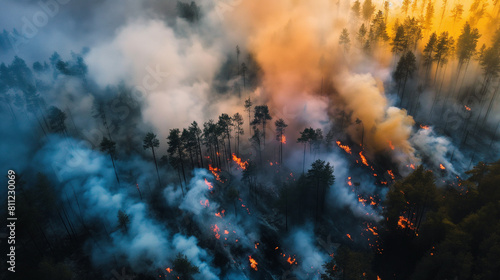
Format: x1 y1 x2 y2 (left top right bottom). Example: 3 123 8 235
117 210 130 233
176 1 200 23
143 132 159 150
172 253 200 280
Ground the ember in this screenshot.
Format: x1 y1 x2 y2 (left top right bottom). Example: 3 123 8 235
336 141 352 154
232 153 248 170
359 151 369 166
248 256 258 271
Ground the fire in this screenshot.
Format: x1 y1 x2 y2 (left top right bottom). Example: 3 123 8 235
208 164 223 182
388 141 395 150
347 177 352 186
200 200 209 207
387 170 395 180
367 226 378 236
359 151 369 166
215 209 225 218
397 216 416 231
440 164 446 170
420 124 430 130
232 153 248 170
286 256 296 265
166 268 172 273
204 178 214 190
410 164 415 169
248 256 258 271
336 141 352 154
224 230 229 234
255 242 259 249
464 105 471 111
346 234 352 240
377 276 381 280
281 134 286 144
212 224 220 239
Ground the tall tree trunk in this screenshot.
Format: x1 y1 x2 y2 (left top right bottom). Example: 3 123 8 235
110 155 120 184
151 147 162 186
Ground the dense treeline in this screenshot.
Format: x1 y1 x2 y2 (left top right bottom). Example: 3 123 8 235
322 161 500 279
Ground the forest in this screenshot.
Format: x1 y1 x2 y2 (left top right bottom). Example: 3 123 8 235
0 0 499 279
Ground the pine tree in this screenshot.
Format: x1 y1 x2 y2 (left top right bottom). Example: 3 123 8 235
100 137 120 184
143 132 162 186
275 118 288 165
339 28 351 53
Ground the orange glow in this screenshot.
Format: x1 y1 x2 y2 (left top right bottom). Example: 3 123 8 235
204 178 214 190
336 141 352 154
281 134 287 144
440 164 446 170
255 242 260 249
397 216 416 231
286 256 296 265
200 200 209 207
464 105 471 111
359 151 369 166
387 170 395 180
212 224 220 239
232 153 248 170
249 256 258 271
166 268 172 273
410 164 415 169
346 234 352 240
377 276 381 280
224 230 229 234
420 124 430 130
347 177 352 186
367 226 378 236
208 164 223 182
388 141 395 150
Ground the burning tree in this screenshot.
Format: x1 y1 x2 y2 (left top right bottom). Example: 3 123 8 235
275 118 288 165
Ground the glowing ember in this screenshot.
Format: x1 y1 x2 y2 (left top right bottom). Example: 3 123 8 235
232 153 248 170
269 162 273 166
359 151 369 166
388 141 395 150
204 178 214 190
248 256 258 271
224 230 229 235
377 276 381 280
200 200 209 207
255 242 259 249
347 177 353 186
397 216 416 231
387 170 395 180
440 164 446 170
286 256 296 265
208 164 223 182
410 164 415 169
346 234 352 240
166 268 172 273
420 124 430 130
336 141 352 154
281 134 286 144
464 105 471 111
367 226 378 236
212 224 220 239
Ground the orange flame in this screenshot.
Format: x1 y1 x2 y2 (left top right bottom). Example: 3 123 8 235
212 224 220 239
281 134 287 144
286 256 296 265
387 170 395 180
204 178 214 190
208 164 223 182
439 164 446 170
200 200 209 207
166 268 172 273
232 153 248 170
336 141 352 154
464 105 471 111
388 141 395 150
347 177 352 186
249 256 258 271
359 151 369 166
420 124 430 130
397 216 416 231
346 234 352 240
367 226 378 236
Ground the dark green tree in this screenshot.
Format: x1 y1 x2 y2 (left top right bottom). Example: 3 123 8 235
307 159 334 224
143 132 162 186
172 254 200 280
100 137 120 184
167 128 187 189
251 105 272 148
